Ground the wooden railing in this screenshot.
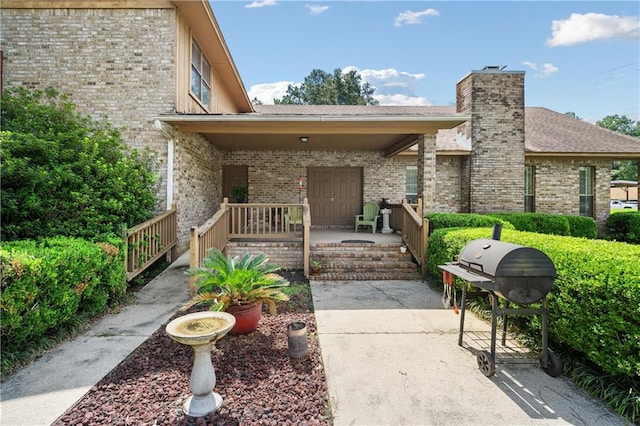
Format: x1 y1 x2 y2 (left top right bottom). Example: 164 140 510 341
125 204 177 281
398 199 429 275
189 198 311 295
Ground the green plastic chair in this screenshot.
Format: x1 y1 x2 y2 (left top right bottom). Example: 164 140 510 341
284 206 303 229
355 202 380 233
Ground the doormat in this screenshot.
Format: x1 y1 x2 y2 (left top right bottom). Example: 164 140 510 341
341 240 375 244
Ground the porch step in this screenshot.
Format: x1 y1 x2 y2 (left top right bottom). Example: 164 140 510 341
310 242 421 281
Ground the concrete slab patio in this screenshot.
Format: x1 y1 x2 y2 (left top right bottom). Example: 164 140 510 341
311 279 625 426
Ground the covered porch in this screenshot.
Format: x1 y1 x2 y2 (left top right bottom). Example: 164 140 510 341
188 199 428 293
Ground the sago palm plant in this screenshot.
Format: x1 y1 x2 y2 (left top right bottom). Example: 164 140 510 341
184 249 289 314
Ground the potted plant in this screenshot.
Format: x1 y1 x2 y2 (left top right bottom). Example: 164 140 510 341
184 248 289 335
231 185 248 203
311 260 322 275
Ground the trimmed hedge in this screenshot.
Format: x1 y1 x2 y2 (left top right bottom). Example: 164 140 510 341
425 213 514 234
562 215 597 239
0 237 126 354
427 227 640 380
487 212 571 236
606 211 640 244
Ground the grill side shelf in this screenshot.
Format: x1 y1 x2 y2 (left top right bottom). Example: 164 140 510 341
439 263 494 286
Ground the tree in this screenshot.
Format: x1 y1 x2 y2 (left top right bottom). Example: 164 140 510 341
0 86 159 241
596 114 640 138
274 68 378 105
565 111 581 120
596 115 639 182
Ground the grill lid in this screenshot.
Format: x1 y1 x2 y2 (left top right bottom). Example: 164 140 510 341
457 239 556 304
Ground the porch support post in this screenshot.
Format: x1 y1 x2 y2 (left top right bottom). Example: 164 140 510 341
417 133 437 217
189 226 199 296
302 198 310 278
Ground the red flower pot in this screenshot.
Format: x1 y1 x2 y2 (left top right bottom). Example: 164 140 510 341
226 302 262 335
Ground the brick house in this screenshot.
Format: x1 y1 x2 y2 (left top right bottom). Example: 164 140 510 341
2 0 638 253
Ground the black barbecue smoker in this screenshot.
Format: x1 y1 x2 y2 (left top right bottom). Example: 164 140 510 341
439 231 562 378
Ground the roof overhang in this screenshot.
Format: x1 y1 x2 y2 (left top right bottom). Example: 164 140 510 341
155 113 470 156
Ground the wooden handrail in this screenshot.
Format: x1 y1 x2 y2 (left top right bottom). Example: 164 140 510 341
189 198 311 294
125 203 177 281
399 199 429 275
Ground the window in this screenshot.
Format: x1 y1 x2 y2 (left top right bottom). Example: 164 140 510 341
579 166 595 217
191 39 211 108
405 166 418 203
524 165 535 212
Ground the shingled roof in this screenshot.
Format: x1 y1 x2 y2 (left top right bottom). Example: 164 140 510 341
431 107 639 156
251 104 638 156
524 107 639 155
253 105 461 117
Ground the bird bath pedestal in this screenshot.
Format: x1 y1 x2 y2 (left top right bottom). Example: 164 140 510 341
165 311 236 418
380 208 393 234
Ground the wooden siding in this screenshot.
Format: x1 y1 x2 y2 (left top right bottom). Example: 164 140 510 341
175 10 238 114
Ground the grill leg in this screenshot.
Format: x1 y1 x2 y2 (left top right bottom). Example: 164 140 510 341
501 300 509 347
541 298 549 367
458 283 467 347
490 292 498 360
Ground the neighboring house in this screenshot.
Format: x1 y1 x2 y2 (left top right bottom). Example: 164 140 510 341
2 1 639 251
611 180 639 203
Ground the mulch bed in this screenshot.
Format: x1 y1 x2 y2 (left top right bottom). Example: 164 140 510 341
54 275 331 425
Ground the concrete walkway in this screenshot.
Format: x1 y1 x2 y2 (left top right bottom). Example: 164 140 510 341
0 252 192 426
311 280 625 426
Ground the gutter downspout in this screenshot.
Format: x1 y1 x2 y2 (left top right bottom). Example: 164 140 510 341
154 120 174 210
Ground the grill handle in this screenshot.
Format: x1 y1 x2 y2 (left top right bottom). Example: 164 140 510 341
459 259 485 273
491 224 502 241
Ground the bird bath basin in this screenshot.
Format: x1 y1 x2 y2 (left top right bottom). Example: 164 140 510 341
166 311 236 418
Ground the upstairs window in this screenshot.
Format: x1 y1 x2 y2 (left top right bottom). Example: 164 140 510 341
191 39 211 109
579 166 595 217
524 165 535 212
405 166 418 203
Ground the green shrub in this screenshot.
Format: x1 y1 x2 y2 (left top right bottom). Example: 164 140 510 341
562 215 597 239
427 227 640 379
0 237 126 354
488 212 570 236
425 213 514 234
0 86 159 241
606 211 640 244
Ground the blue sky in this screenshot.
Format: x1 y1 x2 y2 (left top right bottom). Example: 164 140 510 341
210 1 639 123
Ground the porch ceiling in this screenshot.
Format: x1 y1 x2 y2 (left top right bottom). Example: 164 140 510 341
155 114 469 155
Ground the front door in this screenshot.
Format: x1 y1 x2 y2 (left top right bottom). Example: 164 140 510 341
223 165 248 202
308 167 362 227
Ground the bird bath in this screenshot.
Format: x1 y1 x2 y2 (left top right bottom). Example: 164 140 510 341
165 311 236 418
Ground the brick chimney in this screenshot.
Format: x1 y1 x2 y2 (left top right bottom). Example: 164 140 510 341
456 66 525 213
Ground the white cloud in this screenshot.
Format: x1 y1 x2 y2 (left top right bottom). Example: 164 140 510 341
345 66 426 97
546 13 640 47
305 4 329 15
374 94 433 106
522 61 559 78
245 0 278 9
248 81 294 104
394 8 439 27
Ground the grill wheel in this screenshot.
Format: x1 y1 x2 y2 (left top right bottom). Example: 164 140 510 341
477 350 495 377
541 349 563 377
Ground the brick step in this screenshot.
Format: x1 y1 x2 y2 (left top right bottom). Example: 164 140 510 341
311 251 411 260
310 242 417 280
310 271 422 281
311 243 403 251
317 259 417 271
